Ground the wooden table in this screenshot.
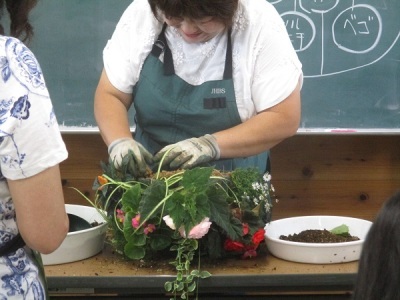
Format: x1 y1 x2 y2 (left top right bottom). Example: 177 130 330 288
44 244 358 298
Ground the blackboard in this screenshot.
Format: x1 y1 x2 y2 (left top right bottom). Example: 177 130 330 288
29 0 400 132
30 0 132 130
270 0 400 132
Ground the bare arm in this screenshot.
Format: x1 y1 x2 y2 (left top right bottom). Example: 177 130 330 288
8 165 69 254
94 69 133 147
215 80 301 158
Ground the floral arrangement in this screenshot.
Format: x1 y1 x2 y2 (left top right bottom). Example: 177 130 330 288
86 153 275 299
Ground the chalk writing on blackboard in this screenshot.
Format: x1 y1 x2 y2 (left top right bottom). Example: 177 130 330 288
269 0 400 78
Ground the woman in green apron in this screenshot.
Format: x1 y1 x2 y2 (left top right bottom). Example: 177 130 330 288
95 0 302 176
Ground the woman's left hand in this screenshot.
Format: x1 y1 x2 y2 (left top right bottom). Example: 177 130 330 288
154 134 220 169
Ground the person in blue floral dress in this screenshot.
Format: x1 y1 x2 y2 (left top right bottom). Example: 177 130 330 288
0 1 69 299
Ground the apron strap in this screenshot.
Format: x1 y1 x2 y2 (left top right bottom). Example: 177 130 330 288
223 29 233 80
151 24 175 75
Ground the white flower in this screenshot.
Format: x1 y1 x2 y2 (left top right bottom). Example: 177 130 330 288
263 173 272 182
163 215 176 230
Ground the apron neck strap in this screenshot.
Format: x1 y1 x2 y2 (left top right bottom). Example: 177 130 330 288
151 23 175 75
223 29 233 80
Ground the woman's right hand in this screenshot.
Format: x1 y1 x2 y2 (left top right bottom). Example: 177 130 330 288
108 138 153 177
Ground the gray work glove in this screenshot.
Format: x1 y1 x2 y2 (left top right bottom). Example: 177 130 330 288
154 134 220 170
108 138 153 177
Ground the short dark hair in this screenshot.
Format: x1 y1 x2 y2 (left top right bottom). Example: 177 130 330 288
148 0 239 27
0 0 38 44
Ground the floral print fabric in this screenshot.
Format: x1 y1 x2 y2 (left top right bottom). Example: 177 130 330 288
0 36 68 299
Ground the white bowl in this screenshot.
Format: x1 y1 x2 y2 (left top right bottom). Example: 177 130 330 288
41 204 108 265
265 216 372 264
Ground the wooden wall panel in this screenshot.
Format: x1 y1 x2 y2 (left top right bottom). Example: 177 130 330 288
60 134 107 205
60 133 400 223
60 134 108 179
271 180 397 221
270 135 400 181
269 135 400 221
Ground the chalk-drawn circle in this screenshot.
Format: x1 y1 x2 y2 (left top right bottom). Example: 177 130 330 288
281 11 316 52
333 5 381 54
267 0 282 4
299 0 339 14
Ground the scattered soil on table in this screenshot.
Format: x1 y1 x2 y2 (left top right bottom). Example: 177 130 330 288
279 229 360 243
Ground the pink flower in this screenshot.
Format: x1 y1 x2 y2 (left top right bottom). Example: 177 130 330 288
242 248 258 259
180 218 212 239
144 224 156 235
132 214 140 228
163 215 176 230
242 223 249 235
116 209 125 223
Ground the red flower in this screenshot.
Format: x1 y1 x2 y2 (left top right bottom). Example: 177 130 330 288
223 227 266 258
252 228 265 246
224 239 245 252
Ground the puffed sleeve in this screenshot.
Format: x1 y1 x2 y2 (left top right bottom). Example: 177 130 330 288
251 2 303 112
0 37 68 180
103 0 162 94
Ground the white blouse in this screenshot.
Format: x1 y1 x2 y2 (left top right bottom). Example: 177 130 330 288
0 35 68 299
103 0 303 122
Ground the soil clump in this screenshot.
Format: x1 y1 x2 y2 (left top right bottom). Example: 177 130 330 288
279 229 360 243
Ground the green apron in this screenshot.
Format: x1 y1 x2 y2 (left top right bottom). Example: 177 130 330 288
133 24 269 172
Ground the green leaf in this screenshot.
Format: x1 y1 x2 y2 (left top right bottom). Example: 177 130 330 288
181 192 211 232
199 270 212 278
187 282 197 292
124 242 145 260
190 193 210 222
242 210 264 233
139 180 167 221
123 228 146 246
205 229 223 259
120 151 141 179
170 244 179 251
149 233 172 251
330 224 349 236
181 167 213 191
230 168 262 197
207 186 242 240
121 183 142 212
166 192 186 227
177 272 183 280
164 281 173 292
184 260 191 270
